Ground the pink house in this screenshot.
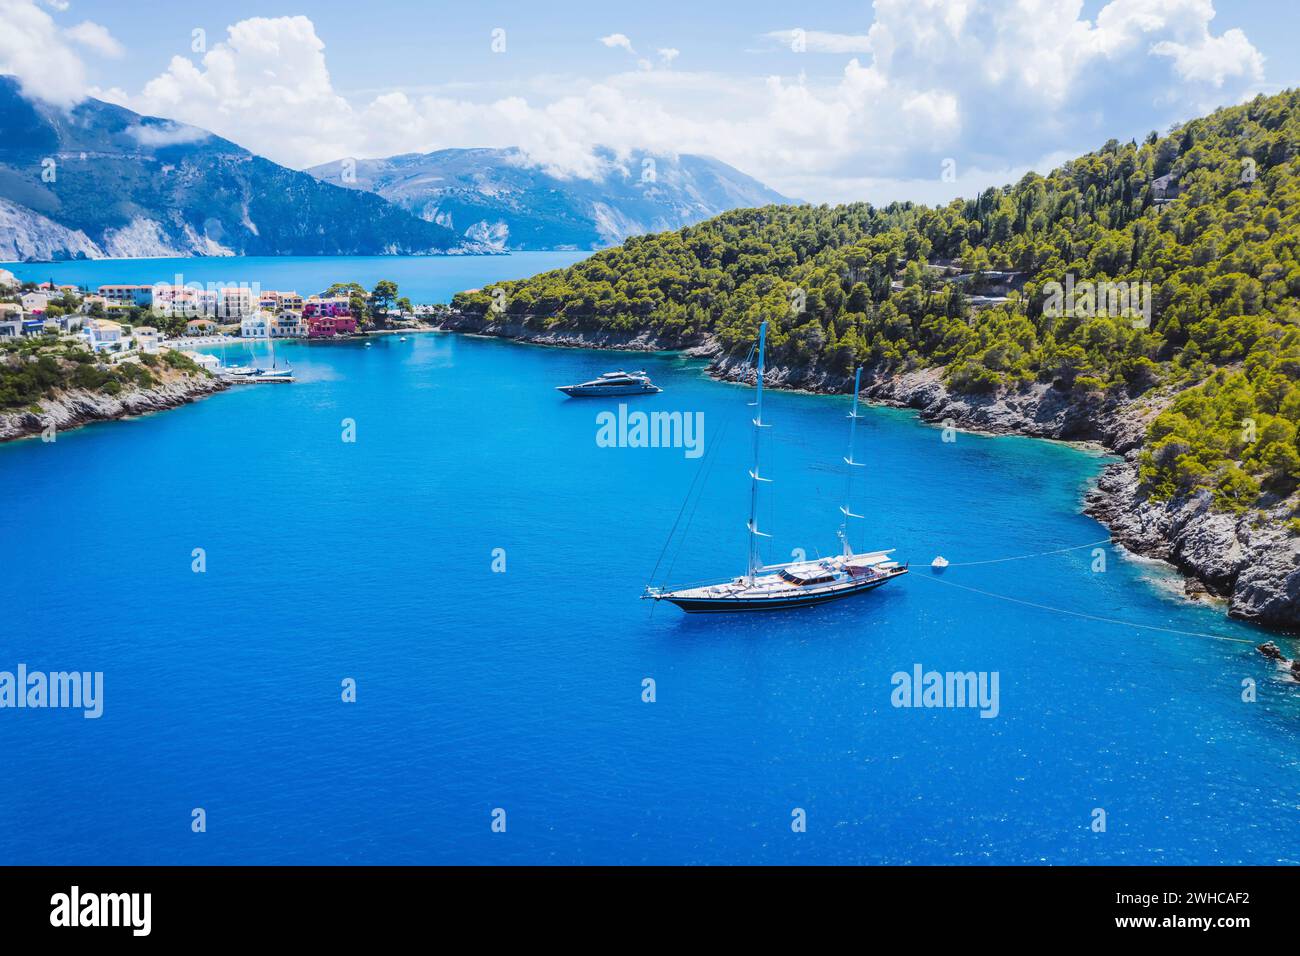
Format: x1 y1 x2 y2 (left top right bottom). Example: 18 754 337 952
302 296 353 318
307 316 358 338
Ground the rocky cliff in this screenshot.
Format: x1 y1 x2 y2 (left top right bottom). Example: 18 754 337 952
0 197 102 261
0 371 228 443
1085 461 1300 629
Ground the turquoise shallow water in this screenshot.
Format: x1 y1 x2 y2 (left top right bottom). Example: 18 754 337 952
1 332 1297 864
0 252 587 303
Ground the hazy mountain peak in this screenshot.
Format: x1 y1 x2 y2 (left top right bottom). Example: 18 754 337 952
307 146 793 251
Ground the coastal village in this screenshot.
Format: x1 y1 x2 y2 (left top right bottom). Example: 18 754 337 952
0 267 450 437
0 267 445 374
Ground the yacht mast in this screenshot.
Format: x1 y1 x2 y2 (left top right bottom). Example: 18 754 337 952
839 366 865 557
747 321 771 582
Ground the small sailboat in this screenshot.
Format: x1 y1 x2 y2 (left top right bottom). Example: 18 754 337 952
219 364 294 383
644 321 906 612
252 366 294 382
256 350 294 381
221 341 295 383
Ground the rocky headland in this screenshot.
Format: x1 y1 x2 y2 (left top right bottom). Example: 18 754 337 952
0 367 227 443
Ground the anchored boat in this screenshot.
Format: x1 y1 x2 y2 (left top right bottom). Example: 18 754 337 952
644 321 906 613
219 359 295 384
557 370 661 397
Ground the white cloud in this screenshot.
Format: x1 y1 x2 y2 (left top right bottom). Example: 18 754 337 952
99 16 357 165
127 121 212 148
0 0 124 105
1153 27 1264 86
765 28 874 54
67 21 125 59
600 33 675 73
599 34 636 54
98 2 1267 204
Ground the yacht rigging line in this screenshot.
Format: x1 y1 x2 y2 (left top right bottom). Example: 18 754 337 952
943 537 1114 567
911 572 1256 645
646 409 735 594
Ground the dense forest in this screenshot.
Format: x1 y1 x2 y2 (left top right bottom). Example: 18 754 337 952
454 90 1300 516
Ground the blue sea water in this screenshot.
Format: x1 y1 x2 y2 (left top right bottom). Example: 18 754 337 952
1 332 1298 865
0 252 587 303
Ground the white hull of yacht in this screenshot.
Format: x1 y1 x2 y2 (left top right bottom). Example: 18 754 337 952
647 552 908 613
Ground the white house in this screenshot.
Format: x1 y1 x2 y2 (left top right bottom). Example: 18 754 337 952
20 291 49 314
0 317 21 339
241 311 270 338
180 349 221 373
84 318 125 352
133 326 161 353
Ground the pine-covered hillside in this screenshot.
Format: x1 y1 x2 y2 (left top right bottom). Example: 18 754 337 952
455 90 1300 519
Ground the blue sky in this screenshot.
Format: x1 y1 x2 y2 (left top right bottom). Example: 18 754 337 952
3 0 1296 204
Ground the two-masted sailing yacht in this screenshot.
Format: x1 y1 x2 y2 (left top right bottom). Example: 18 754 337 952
643 320 907 613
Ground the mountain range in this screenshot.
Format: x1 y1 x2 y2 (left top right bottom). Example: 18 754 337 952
305 147 792 251
0 77 465 260
0 76 791 261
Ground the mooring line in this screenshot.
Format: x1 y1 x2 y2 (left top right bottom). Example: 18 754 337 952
943 537 1114 567
910 572 1257 645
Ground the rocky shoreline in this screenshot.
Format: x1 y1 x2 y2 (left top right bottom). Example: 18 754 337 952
435 312 688 352
0 372 228 443
848 368 1297 632
440 312 1300 633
